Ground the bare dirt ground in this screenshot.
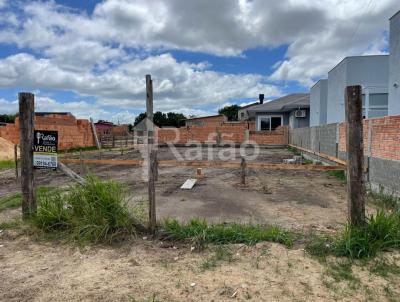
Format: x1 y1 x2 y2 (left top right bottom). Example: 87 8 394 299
1 147 349 231
2 146 393 301
1 233 399 302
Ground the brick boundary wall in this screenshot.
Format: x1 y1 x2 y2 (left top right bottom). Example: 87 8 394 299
156 122 286 145
0 113 95 150
289 115 400 195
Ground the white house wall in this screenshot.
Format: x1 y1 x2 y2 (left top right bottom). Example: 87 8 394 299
389 11 400 115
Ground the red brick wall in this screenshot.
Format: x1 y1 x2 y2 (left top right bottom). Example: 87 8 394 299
156 122 286 145
0 113 94 150
249 126 288 145
338 115 400 161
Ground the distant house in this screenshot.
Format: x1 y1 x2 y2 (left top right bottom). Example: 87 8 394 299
237 94 265 121
326 55 389 124
95 120 114 136
310 10 400 125
310 79 328 127
246 93 310 130
184 114 227 127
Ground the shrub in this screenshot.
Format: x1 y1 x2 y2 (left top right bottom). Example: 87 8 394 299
33 175 136 243
306 210 400 259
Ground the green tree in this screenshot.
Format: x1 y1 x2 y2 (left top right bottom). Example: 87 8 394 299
218 105 240 121
0 113 18 123
133 112 187 127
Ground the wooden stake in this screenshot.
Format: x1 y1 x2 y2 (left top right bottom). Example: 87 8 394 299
345 85 365 225
148 149 157 232
79 149 85 176
14 144 18 180
18 92 36 219
241 157 246 185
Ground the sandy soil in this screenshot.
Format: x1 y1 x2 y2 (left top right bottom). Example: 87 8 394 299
1 233 399 302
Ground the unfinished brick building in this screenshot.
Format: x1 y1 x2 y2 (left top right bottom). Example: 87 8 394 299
0 112 95 150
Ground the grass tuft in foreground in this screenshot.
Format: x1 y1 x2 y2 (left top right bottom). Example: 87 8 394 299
33 175 137 243
306 210 400 259
162 218 294 249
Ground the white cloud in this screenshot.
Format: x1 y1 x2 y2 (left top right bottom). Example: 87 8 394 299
0 0 397 115
0 53 280 112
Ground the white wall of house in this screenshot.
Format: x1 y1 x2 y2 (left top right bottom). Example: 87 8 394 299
326 55 389 124
310 79 328 126
389 11 400 115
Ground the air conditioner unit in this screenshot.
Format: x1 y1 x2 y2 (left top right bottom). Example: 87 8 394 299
294 110 306 118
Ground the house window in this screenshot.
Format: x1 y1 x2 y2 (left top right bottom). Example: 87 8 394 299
362 93 388 119
240 112 245 119
258 116 282 131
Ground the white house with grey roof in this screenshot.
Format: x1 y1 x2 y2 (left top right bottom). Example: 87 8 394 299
246 93 310 131
311 10 400 126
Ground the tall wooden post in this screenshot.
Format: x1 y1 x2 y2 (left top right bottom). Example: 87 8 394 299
19 92 36 219
345 85 365 225
146 74 156 231
14 144 19 180
240 157 246 185
148 150 157 232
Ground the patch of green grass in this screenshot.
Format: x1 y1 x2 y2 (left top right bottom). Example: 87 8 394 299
287 145 301 156
200 245 233 271
33 175 137 243
162 218 294 248
302 159 314 165
0 193 21 212
0 187 57 213
306 210 400 259
369 258 400 279
0 160 15 169
326 170 346 182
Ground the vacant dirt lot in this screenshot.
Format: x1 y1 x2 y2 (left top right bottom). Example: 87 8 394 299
1 147 349 231
3 146 392 302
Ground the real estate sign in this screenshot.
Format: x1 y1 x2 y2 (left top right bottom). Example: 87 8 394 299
33 130 58 169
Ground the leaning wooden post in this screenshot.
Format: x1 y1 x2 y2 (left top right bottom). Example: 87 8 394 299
18 92 36 219
345 85 365 225
240 156 246 185
14 144 19 180
146 74 156 231
79 149 85 176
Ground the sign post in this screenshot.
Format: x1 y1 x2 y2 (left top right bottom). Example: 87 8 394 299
33 130 58 169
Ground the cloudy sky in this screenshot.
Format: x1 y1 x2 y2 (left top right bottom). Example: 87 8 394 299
0 0 398 123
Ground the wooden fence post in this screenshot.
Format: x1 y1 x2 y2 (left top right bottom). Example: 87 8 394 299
146 74 156 232
148 149 157 232
241 157 246 185
19 92 36 219
14 144 18 180
345 85 365 225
